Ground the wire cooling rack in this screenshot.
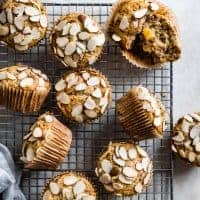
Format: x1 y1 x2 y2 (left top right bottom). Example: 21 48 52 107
0 1 173 200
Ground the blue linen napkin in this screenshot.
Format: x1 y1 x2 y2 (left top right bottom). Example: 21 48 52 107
0 143 26 200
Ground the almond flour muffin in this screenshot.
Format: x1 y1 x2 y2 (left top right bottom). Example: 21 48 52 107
0 64 50 113
49 13 105 69
107 0 181 68
20 112 72 170
55 68 112 123
172 113 200 166
95 142 153 196
117 86 168 140
0 0 48 51
42 172 96 200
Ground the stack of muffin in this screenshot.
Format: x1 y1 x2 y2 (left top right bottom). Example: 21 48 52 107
0 0 191 199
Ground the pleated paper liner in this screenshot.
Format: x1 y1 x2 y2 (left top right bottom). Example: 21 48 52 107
48 12 105 69
56 68 112 124
117 91 163 141
0 84 49 113
24 115 72 170
41 171 97 200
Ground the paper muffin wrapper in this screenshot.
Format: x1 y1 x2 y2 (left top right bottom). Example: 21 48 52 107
24 117 72 170
48 12 105 69
105 0 181 69
41 171 97 200
117 91 161 141
0 84 49 113
56 68 112 124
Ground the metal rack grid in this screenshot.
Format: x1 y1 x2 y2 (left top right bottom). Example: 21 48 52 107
0 1 173 200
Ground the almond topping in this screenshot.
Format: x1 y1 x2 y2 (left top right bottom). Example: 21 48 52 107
82 72 90 80
118 146 128 160
112 34 121 42
56 37 68 48
99 173 112 184
136 145 148 157
26 145 35 162
190 113 200 122
190 125 200 139
133 8 148 19
32 127 43 138
49 182 60 195
73 180 86 195
20 78 34 87
64 56 77 68
113 182 123 190
101 159 112 173
92 88 102 98
172 131 185 142
119 16 129 30
79 32 90 40
84 97 96 110
65 41 76 56
135 183 143 193
118 174 133 185
44 115 53 123
84 17 99 33
87 76 100 86
55 79 66 91
113 155 125 166
57 92 70 104
71 104 83 117
0 72 7 80
63 176 78 185
25 6 40 16
150 3 159 11
75 83 87 91
84 110 97 119
40 14 48 28
69 23 81 36
123 166 137 178
128 148 137 160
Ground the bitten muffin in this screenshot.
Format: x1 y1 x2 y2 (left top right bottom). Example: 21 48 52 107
20 112 72 170
172 113 200 166
55 68 112 123
42 172 96 200
49 13 105 68
0 0 48 51
95 142 153 196
0 64 50 113
107 0 181 68
117 86 168 140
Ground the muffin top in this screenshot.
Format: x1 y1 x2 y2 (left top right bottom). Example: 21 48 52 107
172 113 200 166
55 68 112 123
0 65 50 91
107 0 181 67
49 13 105 68
0 0 48 51
42 172 96 200
95 142 153 196
21 112 72 169
131 86 168 136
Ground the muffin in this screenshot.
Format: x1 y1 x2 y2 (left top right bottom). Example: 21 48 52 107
0 64 50 113
42 172 96 200
116 86 168 140
172 112 200 166
55 68 112 123
49 13 105 68
106 0 181 68
95 142 153 196
20 112 72 170
0 0 48 51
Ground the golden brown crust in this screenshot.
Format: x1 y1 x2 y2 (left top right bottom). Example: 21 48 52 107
21 112 72 170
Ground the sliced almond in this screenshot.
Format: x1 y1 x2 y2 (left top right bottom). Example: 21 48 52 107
172 131 185 142
112 182 123 190
13 6 25 16
112 34 121 42
92 88 102 98
63 176 78 185
38 78 45 87
142 157 150 171
135 162 143 171
55 79 66 91
23 26 32 34
73 180 86 195
49 182 60 195
65 41 76 56
25 6 40 16
32 68 41 75
62 23 71 35
88 56 96 65
190 113 200 122
57 92 70 104
0 25 9 36
56 37 68 48
0 72 7 80
123 166 137 178
31 27 41 40
10 25 17 34
26 145 35 162
71 104 83 117
113 155 125 166
75 83 87 91
56 20 67 31
190 125 200 139
44 114 53 123
30 15 40 22
101 159 112 173
94 33 105 46
188 152 196 162
7 73 16 80
99 97 108 107
118 174 133 185
118 146 128 160
74 114 84 123
69 23 81 36
195 143 200 152
33 127 43 138
79 32 90 40
64 56 77 68
40 14 48 28
99 173 112 184
14 16 25 30
144 173 151 185
150 2 159 11
57 48 65 58
82 72 90 80
184 140 191 149
77 42 86 51
20 78 34 87
119 16 129 30
181 120 190 133
84 110 97 119
128 148 137 160
184 114 193 122
87 76 100 86
14 34 24 44
87 37 97 51
20 35 33 46
142 102 152 112
100 79 107 88
0 11 6 24
135 183 143 193
84 97 96 110
65 73 78 87
136 145 148 157
133 8 148 19
6 8 13 24
179 149 186 158
84 17 99 33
